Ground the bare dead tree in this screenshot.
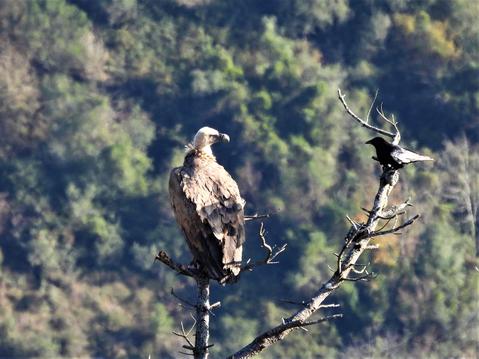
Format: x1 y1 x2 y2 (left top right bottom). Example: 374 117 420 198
226 89 421 358
155 222 286 359
156 88 424 358
155 251 211 358
440 137 479 256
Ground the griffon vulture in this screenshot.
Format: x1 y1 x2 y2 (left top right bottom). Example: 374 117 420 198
169 127 245 284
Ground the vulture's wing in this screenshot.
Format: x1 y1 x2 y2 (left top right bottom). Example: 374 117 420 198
391 146 434 165
169 168 207 256
169 167 227 280
182 161 245 249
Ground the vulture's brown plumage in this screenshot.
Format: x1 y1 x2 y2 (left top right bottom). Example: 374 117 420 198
169 127 245 284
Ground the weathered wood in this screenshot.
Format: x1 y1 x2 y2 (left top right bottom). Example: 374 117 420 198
194 276 210 359
228 169 404 359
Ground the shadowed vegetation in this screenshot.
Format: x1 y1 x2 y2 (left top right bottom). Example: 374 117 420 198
0 0 477 357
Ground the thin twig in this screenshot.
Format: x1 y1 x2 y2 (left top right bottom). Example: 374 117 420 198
376 106 401 144
378 211 406 220
346 215 359 230
343 273 376 282
350 263 369 275
240 222 287 272
380 199 413 218
206 301 221 317
336 242 346 274
209 302 221 310
376 105 397 128
319 303 341 308
300 314 344 326
368 214 420 238
361 207 372 214
366 89 379 123
245 213 272 222
337 88 396 139
259 222 272 261
376 217 393 232
280 301 342 309
171 288 196 308
172 319 196 353
280 299 341 308
336 218 363 274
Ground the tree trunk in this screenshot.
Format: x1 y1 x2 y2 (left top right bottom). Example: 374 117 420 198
194 276 210 359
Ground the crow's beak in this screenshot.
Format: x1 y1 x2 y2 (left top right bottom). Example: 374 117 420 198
365 139 372 144
218 133 230 143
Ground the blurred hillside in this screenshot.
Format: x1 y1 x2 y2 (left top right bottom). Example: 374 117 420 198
0 0 477 358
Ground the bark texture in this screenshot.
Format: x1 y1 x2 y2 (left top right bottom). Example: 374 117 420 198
195 276 211 359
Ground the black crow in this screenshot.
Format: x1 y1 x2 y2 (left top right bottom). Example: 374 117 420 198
365 137 434 169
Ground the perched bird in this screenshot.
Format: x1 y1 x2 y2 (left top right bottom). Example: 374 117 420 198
365 136 434 169
169 127 245 284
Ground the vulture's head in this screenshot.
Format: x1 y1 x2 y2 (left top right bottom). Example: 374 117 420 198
193 127 230 154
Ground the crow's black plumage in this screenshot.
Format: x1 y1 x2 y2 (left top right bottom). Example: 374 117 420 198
365 137 434 169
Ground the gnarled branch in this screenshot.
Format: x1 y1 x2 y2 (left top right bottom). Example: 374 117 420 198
155 250 199 278
172 317 196 353
227 91 420 359
338 88 400 143
240 222 287 273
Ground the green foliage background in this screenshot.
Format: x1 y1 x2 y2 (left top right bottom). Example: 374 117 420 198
0 0 477 357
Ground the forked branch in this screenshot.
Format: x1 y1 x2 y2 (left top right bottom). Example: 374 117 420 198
173 317 196 355
379 198 413 219
376 105 401 144
337 88 400 144
241 222 287 273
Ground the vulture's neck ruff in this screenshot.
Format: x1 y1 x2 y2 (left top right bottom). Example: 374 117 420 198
185 143 216 161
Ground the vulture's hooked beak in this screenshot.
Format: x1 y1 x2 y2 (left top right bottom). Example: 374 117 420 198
218 133 230 143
